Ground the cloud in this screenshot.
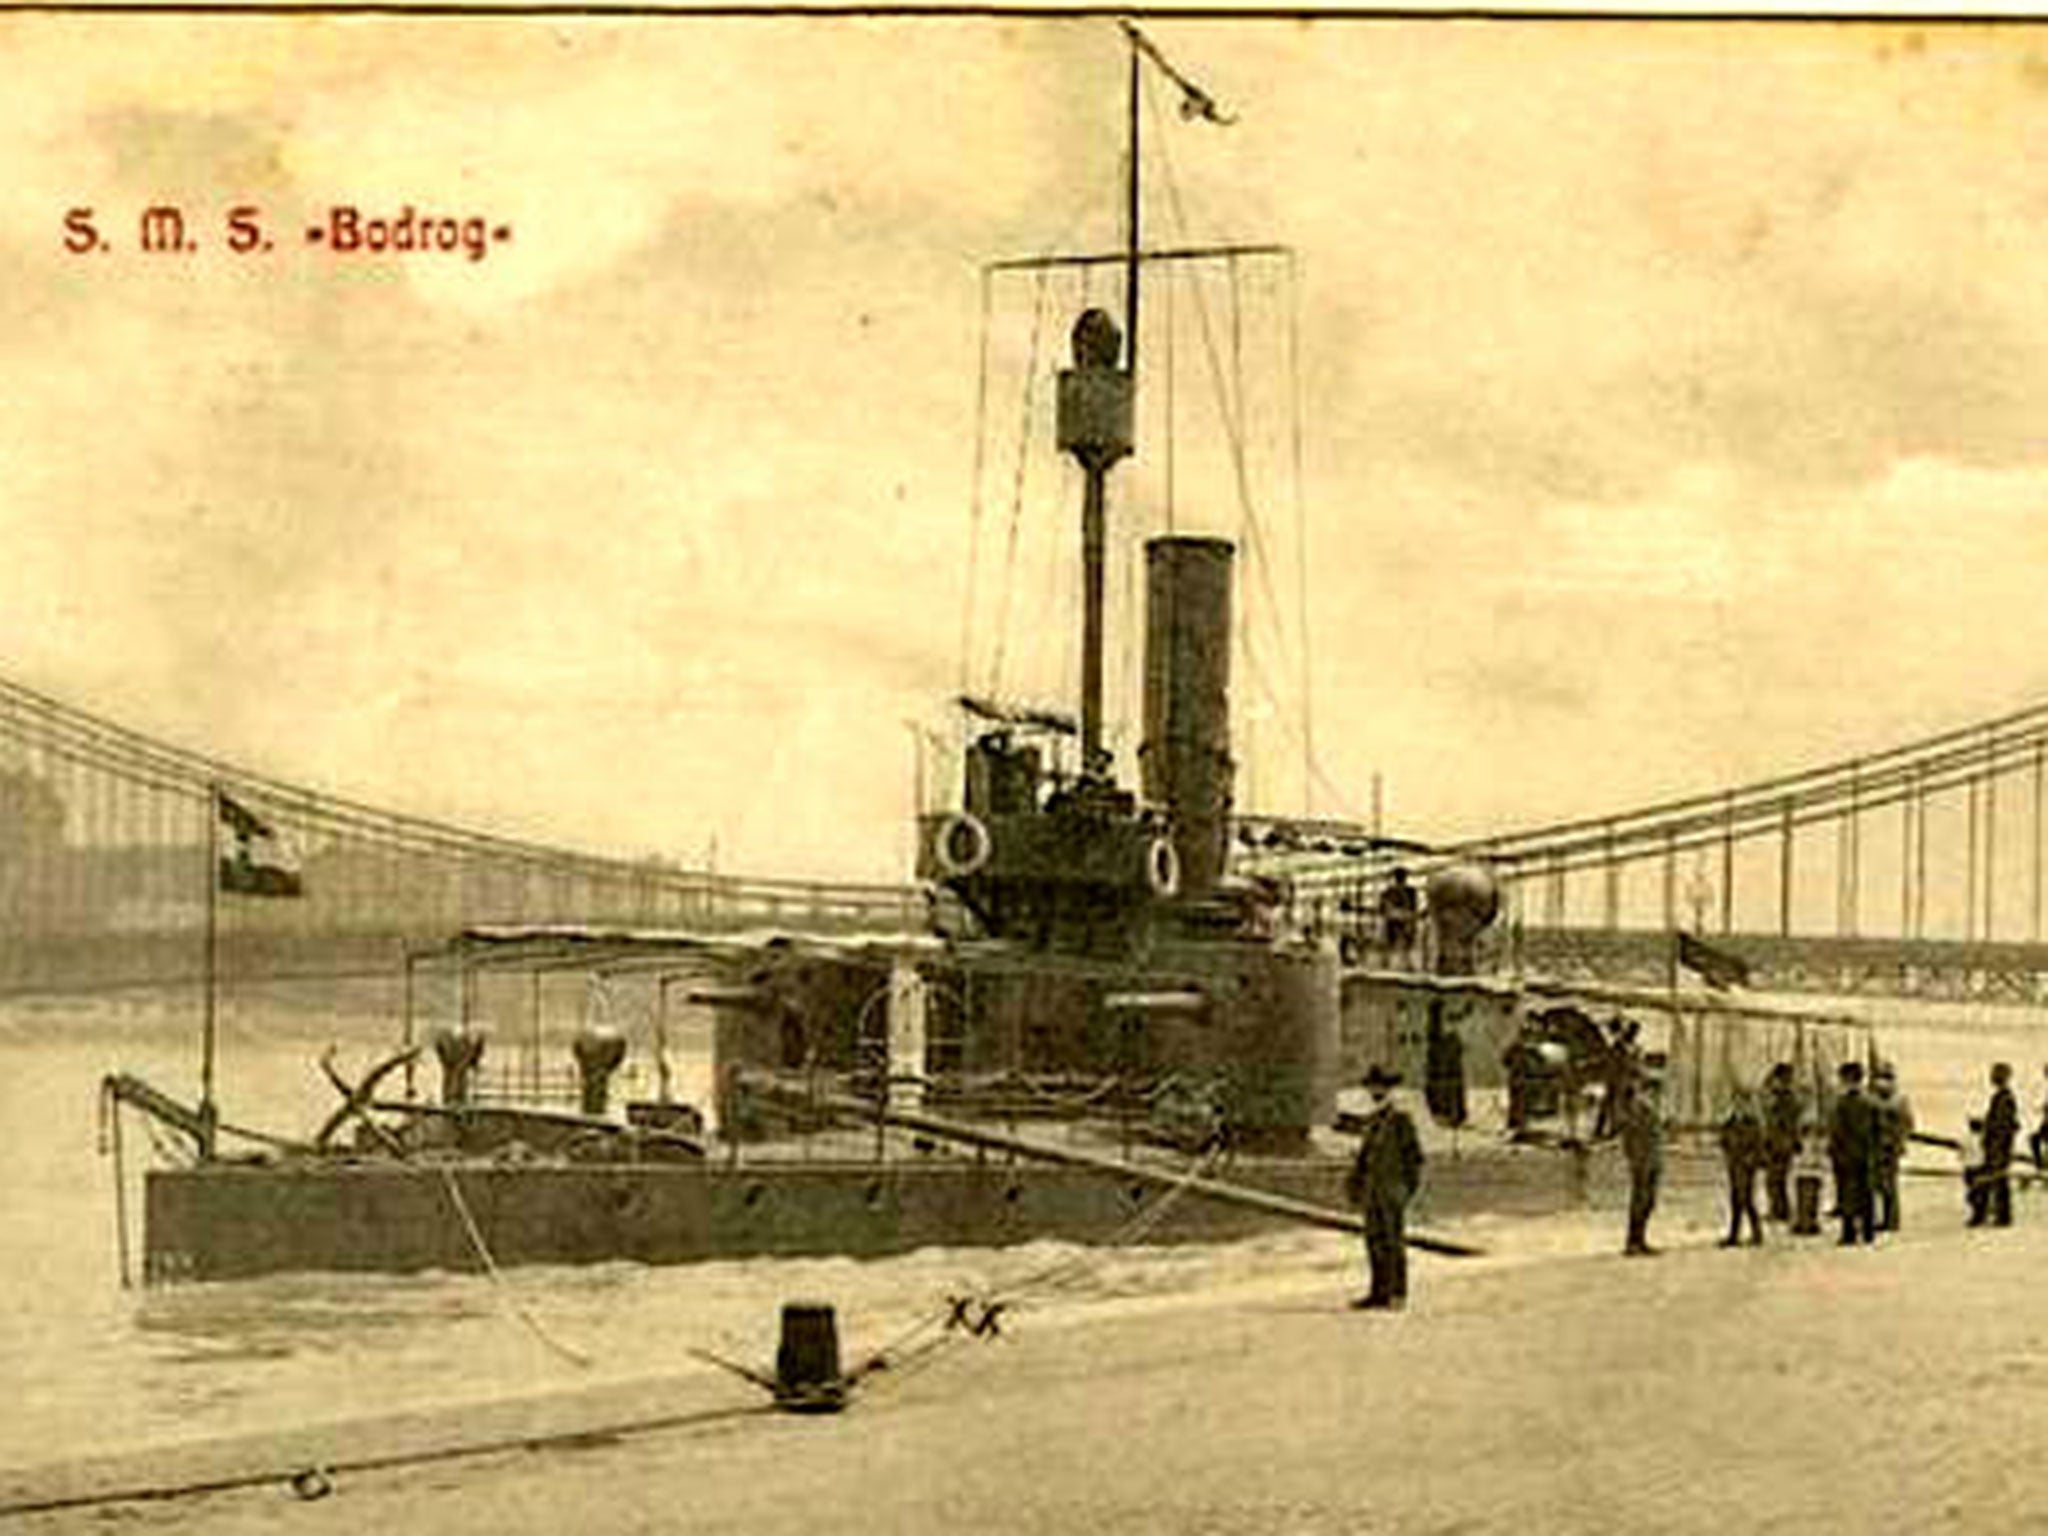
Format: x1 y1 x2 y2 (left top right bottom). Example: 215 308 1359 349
1290 24 2048 515
9 19 2048 876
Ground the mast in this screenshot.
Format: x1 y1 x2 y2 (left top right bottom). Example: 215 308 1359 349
1051 23 1235 782
1062 312 1130 775
1064 28 1146 775
1125 33 1141 383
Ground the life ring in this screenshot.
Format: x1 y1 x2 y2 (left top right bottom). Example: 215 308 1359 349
932 812 992 878
1145 836 1182 898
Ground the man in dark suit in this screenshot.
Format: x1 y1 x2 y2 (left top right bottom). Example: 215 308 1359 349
1424 1004 1468 1130
1620 1065 1665 1256
1827 1060 1879 1245
2027 1065 2048 1172
1378 868 1420 955
1346 1064 1424 1310
1762 1062 1803 1222
1978 1062 2020 1229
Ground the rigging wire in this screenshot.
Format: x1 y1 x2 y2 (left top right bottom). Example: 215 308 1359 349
987 266 1053 700
1019 273 1082 731
1114 484 1138 771
1132 78 1347 825
1144 74 1290 642
1141 74 1299 793
1164 260 1177 530
959 267 996 698
968 174 1119 715
1287 251 1320 820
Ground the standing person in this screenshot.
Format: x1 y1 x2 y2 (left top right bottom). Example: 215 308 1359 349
1826 1060 1879 1245
1424 1004 1468 1131
1761 1062 1803 1222
1977 1062 2020 1229
1378 868 1420 963
1620 1066 1665 1257
1595 1019 1640 1142
2029 1065 2048 1172
1503 1033 1530 1137
1345 1064 1424 1311
1963 1117 1991 1226
1870 1062 1914 1233
1718 1086 1767 1247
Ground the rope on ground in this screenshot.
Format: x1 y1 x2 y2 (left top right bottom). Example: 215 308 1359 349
851 1141 1232 1395
433 1162 594 1370
0 1399 778 1519
998 1140 1231 1298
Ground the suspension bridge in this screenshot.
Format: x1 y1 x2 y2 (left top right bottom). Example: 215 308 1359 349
0 676 926 1000
5 671 2048 1004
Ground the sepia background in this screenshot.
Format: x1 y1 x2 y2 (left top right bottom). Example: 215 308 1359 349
6 15 2048 1529
4 18 2045 883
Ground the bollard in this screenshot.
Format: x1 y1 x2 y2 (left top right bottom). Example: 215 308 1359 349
1792 1169 1824 1236
774 1301 847 1413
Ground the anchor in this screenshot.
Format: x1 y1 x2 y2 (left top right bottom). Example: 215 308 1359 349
314 1045 422 1158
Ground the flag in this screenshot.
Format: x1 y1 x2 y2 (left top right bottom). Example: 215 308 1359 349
1121 21 1239 127
216 789 303 898
1677 930 1749 990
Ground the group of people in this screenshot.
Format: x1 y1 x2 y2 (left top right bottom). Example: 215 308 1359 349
1599 1054 2023 1255
1707 1059 1913 1248
1347 1046 2040 1309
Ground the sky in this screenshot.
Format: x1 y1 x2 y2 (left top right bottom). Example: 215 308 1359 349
5 16 2048 884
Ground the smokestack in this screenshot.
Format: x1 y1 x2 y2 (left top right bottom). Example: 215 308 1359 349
1143 536 1234 902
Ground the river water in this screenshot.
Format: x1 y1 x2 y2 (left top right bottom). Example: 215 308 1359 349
3 982 2043 1472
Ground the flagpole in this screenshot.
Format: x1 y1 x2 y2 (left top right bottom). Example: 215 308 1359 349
1667 929 1685 1128
201 784 219 1161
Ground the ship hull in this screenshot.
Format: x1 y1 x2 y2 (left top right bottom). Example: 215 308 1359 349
141 1148 1607 1283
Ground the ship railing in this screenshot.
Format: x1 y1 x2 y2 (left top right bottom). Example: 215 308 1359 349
464 1062 656 1112
688 876 928 934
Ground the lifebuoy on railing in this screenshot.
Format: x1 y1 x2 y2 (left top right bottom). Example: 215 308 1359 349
1145 836 1181 899
931 812 993 878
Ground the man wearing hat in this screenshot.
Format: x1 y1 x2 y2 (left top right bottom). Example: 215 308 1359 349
1827 1060 1879 1245
1977 1062 2020 1228
1620 1060 1665 1256
1345 1064 1424 1310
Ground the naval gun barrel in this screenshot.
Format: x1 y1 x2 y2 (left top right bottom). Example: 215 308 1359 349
741 1075 1481 1258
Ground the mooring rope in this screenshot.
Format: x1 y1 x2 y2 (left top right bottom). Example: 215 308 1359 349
432 1162 594 1370
850 1140 1233 1394
0 1400 778 1519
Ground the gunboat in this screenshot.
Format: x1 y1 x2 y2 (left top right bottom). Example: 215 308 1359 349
102 25 1878 1283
